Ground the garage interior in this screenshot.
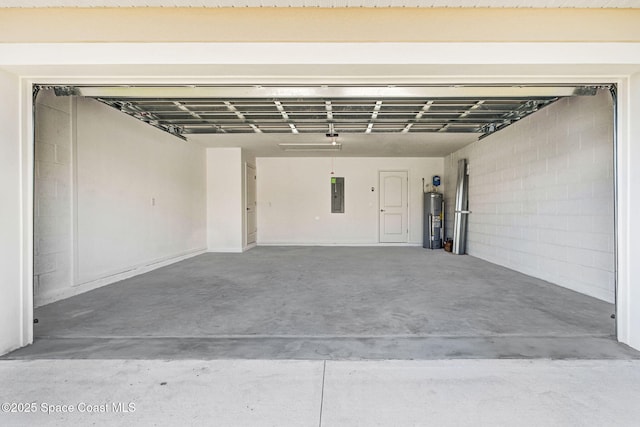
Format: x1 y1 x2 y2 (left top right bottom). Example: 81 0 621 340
7 83 638 360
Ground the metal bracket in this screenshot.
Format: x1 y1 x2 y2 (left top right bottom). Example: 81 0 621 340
53 86 77 97
610 83 619 334
32 85 41 103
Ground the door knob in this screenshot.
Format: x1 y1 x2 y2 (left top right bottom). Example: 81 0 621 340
380 209 385 212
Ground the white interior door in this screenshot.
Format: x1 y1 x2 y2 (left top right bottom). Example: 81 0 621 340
246 164 257 245
379 171 408 243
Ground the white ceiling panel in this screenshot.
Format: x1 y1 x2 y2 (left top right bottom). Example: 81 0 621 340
2 0 639 7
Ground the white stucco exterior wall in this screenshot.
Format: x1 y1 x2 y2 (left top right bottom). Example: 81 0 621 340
0 70 25 355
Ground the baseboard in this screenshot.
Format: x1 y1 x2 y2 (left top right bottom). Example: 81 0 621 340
207 248 244 253
35 248 207 307
243 243 257 252
257 242 423 247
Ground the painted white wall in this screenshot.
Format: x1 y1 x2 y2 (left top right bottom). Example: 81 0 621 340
0 70 23 355
33 90 73 306
74 97 207 289
206 147 244 252
444 90 615 302
257 157 442 245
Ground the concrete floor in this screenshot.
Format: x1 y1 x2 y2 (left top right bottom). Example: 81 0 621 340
6 247 638 359
2 359 640 426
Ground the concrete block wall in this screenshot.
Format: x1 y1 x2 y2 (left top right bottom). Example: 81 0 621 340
34 90 73 304
33 93 207 306
74 97 207 290
444 89 614 302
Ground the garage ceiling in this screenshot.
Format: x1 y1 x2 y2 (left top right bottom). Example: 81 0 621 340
3 1 639 7
96 97 555 137
46 84 601 157
51 85 597 141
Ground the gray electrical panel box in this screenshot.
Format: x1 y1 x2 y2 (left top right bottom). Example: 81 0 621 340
331 177 344 213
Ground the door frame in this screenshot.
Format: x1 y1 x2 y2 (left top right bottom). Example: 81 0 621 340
378 169 409 244
244 162 257 250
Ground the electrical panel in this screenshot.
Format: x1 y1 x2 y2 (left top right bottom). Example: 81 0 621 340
331 177 344 213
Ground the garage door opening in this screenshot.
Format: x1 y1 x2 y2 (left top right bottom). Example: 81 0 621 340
9 84 637 360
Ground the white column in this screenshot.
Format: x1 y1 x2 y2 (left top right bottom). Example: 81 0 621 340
206 147 244 252
0 69 28 355
617 73 640 350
